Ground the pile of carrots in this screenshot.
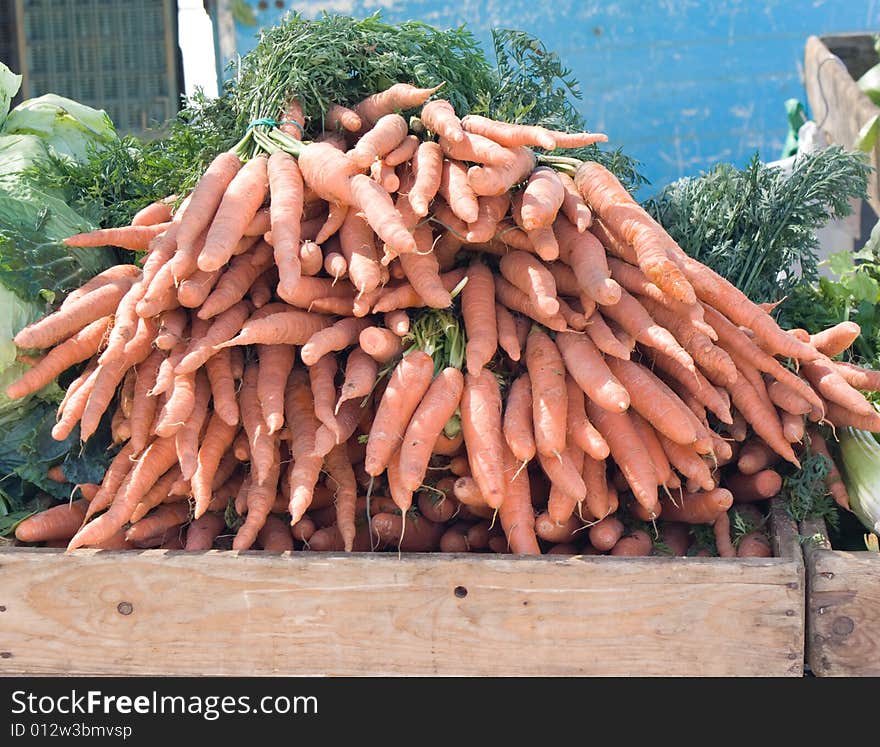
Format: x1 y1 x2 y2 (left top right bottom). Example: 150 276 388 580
8 83 876 557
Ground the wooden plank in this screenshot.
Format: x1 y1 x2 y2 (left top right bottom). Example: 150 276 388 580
805 34 880 217
0 540 803 677
803 517 880 676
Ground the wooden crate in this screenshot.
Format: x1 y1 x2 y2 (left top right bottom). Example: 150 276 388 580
801 517 880 676
0 500 804 677
805 34 880 217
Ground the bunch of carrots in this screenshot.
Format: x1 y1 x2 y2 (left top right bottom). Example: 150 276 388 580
7 82 875 557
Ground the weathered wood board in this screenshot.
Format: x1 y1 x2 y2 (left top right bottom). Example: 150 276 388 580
0 501 804 677
805 34 880 217
802 518 880 677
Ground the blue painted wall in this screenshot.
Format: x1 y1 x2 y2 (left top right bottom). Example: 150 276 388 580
224 1 880 195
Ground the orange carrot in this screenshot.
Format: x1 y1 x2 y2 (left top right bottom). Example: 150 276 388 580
494 276 566 330
499 442 541 554
234 440 281 551
355 82 441 124
321 442 357 551
503 373 537 465
646 348 733 424
610 529 654 556
461 369 506 509
460 114 557 149
736 440 780 475
64 223 172 251
331 348 375 416
467 146 536 197
457 262 499 374
14 276 135 350
605 358 697 446
349 113 408 168
385 134 420 167
521 167 565 231
781 410 805 443
673 254 821 362
252 344 295 435
325 103 362 132
399 367 464 492
439 130 516 166
400 228 451 308
126 502 190 544
500 251 559 317
586 399 660 514
132 198 175 227
15 499 89 543
660 488 733 524
600 289 696 373
556 331 629 413
525 328 568 458
575 161 695 305
535 512 581 544
464 193 510 243
550 130 609 148
580 311 628 361
384 309 410 337
370 511 443 551
263 152 304 298
607 257 714 338
349 174 418 261
191 415 238 519
306 354 338 437
833 361 880 391
557 172 592 231
556 219 620 306
176 152 243 255
725 469 782 504
338 211 382 294
359 326 404 363
800 357 877 419
542 443 587 522
421 99 465 142
808 321 861 357
183 512 226 550
197 155 269 272
589 516 625 552
300 317 372 367
6 316 110 400
255 514 294 552
172 301 250 375
365 351 435 476
215 308 331 351
727 375 799 466
438 158 480 223
130 466 185 523
582 455 612 520
68 437 179 550
408 141 443 217
495 302 521 362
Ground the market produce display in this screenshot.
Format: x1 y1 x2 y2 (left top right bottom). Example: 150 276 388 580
5 14 880 556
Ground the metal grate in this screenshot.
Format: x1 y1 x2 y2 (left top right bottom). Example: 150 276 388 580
14 0 181 134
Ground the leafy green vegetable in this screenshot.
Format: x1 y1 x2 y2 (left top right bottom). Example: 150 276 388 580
782 437 839 530
782 242 880 364
0 64 118 526
2 94 116 163
647 147 869 304
0 64 21 124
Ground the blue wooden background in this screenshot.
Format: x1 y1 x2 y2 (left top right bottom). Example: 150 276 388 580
224 1 880 195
